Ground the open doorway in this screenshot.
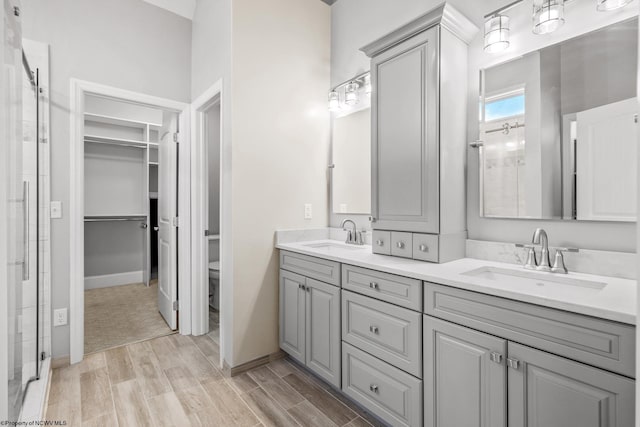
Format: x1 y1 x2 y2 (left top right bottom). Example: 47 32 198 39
69 80 191 364
82 96 179 354
191 80 226 366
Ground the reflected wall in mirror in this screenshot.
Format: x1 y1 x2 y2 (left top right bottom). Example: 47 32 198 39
332 107 371 214
478 18 638 222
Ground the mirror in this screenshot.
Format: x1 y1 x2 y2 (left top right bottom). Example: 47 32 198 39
478 18 638 222
332 107 371 214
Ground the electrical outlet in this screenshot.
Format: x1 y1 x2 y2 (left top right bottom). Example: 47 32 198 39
50 201 62 219
54 308 67 327
304 204 312 219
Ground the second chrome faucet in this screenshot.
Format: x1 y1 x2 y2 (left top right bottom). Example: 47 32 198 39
517 228 578 274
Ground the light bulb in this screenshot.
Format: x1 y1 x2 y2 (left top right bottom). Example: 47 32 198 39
597 0 633 10
484 15 510 53
533 0 564 35
344 82 359 106
328 91 340 111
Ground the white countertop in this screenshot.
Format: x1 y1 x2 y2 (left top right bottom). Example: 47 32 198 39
276 239 637 325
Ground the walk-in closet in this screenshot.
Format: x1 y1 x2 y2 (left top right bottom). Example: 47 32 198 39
83 95 176 354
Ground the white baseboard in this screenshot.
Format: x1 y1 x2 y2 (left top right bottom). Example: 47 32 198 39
84 271 144 290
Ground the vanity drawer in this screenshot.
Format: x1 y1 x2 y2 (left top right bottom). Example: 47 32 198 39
372 230 391 255
412 233 438 262
342 291 422 377
424 282 636 377
280 251 340 286
391 232 413 258
342 264 422 311
342 342 422 427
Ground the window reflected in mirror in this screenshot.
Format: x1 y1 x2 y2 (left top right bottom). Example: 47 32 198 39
478 18 638 222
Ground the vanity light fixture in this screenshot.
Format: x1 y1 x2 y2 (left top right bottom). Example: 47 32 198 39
483 0 523 54
596 0 634 11
532 0 565 34
344 81 360 106
484 15 510 53
328 91 340 111
327 71 370 111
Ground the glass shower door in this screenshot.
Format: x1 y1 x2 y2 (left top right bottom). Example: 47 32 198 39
4 0 25 421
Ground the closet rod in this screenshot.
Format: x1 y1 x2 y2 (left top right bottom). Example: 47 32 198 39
84 216 147 222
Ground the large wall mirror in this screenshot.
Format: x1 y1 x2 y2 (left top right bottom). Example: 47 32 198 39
332 106 371 214
477 18 638 222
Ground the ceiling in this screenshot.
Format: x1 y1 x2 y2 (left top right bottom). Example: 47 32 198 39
141 0 197 20
143 0 336 20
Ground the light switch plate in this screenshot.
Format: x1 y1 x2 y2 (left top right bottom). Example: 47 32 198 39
304 204 312 219
53 308 67 327
50 201 62 219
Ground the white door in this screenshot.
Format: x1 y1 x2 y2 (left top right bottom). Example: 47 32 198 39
576 98 637 221
158 114 178 329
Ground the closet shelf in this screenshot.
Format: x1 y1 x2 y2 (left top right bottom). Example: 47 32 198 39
85 112 161 129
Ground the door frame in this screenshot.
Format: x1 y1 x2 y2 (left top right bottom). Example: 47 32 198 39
190 79 230 368
69 79 191 364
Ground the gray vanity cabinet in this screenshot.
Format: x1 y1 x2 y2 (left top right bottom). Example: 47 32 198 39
424 316 507 427
279 268 341 388
362 4 477 262
508 342 634 427
280 270 306 363
369 26 439 234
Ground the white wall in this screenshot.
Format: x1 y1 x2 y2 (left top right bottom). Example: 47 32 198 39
21 0 192 358
230 0 331 366
330 0 637 252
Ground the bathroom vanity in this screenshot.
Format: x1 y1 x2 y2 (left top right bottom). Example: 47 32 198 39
277 240 635 427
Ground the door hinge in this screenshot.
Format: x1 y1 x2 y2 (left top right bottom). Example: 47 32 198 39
172 300 179 311
173 132 179 143
204 229 210 236
173 217 179 227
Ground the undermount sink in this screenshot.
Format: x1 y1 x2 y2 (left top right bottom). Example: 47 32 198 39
462 266 607 291
303 242 366 251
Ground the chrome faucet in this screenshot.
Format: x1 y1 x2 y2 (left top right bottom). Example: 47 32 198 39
532 228 552 271
517 228 579 274
341 219 363 245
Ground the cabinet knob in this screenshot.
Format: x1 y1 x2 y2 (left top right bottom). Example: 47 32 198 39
490 352 503 364
376 239 384 246
507 358 521 370
369 282 379 290
396 241 405 249
369 384 379 393
419 244 429 252
369 325 379 334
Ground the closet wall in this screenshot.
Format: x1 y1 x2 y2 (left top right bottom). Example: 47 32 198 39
83 96 161 289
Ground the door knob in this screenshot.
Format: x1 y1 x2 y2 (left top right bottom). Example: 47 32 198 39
369 384 379 393
419 244 428 252
369 282 379 290
376 239 384 246
369 325 379 334
396 242 405 249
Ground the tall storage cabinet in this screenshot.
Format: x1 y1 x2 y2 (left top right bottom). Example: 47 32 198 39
361 4 478 263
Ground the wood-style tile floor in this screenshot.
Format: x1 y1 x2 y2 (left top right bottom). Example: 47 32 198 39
45 329 383 426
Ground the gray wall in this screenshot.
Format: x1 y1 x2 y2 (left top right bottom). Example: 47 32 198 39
22 0 192 358
330 0 637 252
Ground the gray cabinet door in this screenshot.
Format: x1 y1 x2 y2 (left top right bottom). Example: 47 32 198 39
305 278 341 388
371 26 439 233
508 342 635 427
279 270 306 364
424 316 507 427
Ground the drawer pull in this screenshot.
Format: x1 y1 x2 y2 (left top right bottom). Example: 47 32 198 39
376 239 384 246
507 358 520 370
490 352 503 364
396 241 405 249
369 384 379 393
369 325 379 334
419 244 429 252
369 282 379 290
